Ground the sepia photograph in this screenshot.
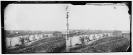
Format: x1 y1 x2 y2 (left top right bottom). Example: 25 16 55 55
1 1 131 54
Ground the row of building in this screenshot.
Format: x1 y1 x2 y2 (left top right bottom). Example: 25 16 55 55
68 33 114 47
6 34 53 48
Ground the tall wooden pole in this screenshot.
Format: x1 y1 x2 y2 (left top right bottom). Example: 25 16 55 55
66 6 70 52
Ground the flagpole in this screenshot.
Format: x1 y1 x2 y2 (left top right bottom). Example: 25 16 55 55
66 6 70 52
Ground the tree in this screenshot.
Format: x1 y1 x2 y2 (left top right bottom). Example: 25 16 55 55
52 31 62 37
20 37 25 45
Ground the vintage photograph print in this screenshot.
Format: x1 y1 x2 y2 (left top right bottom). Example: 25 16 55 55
1 1 131 53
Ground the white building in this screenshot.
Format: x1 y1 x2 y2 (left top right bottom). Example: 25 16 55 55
71 36 82 47
35 35 40 40
29 35 35 41
44 34 53 37
89 34 95 40
6 38 11 48
10 37 22 47
94 34 101 40
97 34 103 38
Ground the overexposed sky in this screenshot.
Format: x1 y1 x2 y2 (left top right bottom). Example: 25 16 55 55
69 5 130 31
4 4 130 31
5 4 67 31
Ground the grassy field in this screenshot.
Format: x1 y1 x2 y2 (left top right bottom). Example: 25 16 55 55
5 36 66 53
70 34 130 52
